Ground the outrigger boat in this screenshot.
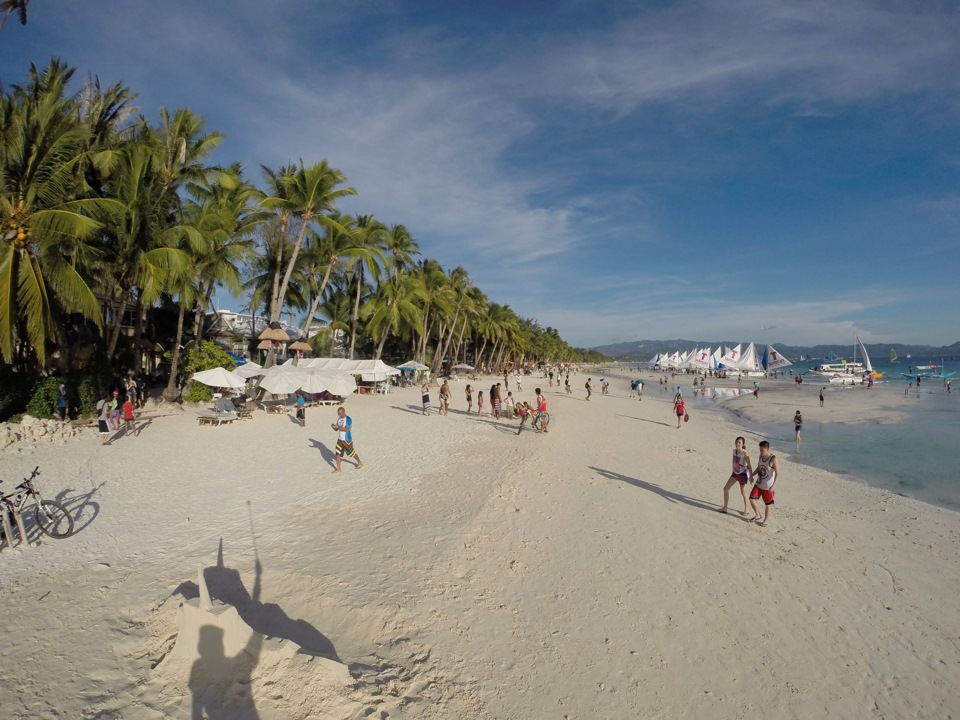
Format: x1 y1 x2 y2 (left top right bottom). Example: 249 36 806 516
816 335 884 383
901 362 956 382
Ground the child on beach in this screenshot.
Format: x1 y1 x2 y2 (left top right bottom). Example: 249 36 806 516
794 410 802 442
465 384 473 414
477 390 484 416
749 441 780 527
565 376 571 394
585 378 592 401
719 436 752 515
122 395 136 436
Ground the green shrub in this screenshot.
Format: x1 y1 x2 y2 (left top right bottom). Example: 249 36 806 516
182 341 237 403
25 376 62 420
74 373 112 418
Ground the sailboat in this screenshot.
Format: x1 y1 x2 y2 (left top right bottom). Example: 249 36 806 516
890 349 899 363
902 361 956 382
817 336 882 383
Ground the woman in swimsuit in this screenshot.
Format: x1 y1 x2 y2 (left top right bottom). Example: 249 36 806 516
719 436 753 515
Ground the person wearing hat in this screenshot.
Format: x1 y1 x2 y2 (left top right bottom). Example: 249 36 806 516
56 383 68 421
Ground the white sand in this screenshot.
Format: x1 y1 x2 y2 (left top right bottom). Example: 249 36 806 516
1 374 958 718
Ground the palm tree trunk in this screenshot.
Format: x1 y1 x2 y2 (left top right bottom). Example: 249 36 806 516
349 265 363 359
132 291 144 374
374 332 388 360
105 288 129 362
163 303 187 402
272 222 308 323
300 265 334 334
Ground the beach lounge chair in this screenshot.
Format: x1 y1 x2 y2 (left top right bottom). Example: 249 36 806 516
196 398 239 426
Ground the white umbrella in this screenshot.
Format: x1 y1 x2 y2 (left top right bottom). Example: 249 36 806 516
321 372 357 396
192 367 246 389
258 371 304 395
234 361 264 379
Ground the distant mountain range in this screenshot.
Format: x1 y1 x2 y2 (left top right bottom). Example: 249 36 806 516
591 339 960 362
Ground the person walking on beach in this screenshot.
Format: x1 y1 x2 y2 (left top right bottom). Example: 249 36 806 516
97 395 112 445
753 381 760 399
674 393 686 429
477 390 484 416
749 441 779 527
564 376 571 394
819 387 825 407
421 383 431 415
503 372 509 391
516 372 523 392
465 384 473 414
295 391 306 427
122 394 136 437
492 383 502 419
585 378 593 401
439 380 451 416
794 410 803 442
719 436 753 516
57 383 68 421
331 406 362 472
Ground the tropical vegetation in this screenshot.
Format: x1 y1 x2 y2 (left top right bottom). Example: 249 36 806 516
0 59 605 416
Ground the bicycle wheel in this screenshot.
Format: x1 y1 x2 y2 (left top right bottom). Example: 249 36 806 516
35 500 74 538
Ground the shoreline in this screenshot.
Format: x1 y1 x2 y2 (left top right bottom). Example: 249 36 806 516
1 375 958 718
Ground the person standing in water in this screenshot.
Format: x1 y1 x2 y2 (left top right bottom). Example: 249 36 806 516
794 410 802 442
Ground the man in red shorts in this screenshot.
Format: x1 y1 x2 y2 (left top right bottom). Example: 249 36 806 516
749 440 780 527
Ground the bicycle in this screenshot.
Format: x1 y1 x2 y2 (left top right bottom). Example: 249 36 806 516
1 466 74 540
532 411 551 432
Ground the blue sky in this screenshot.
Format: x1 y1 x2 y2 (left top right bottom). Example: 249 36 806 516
3 0 959 347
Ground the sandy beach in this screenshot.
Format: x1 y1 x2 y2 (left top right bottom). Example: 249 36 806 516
1 372 958 719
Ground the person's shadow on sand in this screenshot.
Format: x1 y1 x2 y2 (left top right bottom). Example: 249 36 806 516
590 466 717 512
308 439 337 465
189 555 262 720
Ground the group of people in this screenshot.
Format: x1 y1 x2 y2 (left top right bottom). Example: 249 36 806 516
96 388 138 445
420 381 549 432
718 436 781 527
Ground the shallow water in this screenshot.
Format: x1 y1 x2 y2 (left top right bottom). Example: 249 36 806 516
687 381 959 511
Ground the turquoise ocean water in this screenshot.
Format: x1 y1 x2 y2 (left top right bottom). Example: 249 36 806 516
685 358 960 511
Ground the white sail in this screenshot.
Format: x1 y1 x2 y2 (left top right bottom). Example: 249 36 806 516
711 347 723 370
764 344 792 370
720 343 744 369
856 335 873 372
739 343 762 372
689 346 712 370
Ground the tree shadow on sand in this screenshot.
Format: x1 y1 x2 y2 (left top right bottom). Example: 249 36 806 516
589 466 718 512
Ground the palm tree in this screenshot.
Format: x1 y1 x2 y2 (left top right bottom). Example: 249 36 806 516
383 223 419 278
362 273 425 360
0 60 119 367
259 160 355 366
298 212 358 335
346 214 386 358
0 0 29 31
308 276 352 356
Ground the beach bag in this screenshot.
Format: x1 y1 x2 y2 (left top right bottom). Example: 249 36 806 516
683 412 689 422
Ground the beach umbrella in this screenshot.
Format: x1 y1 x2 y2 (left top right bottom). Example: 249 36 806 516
289 340 311 352
234 361 264 379
451 363 474 370
320 372 357 396
258 371 304 395
258 322 290 343
191 367 246 389
397 360 429 371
